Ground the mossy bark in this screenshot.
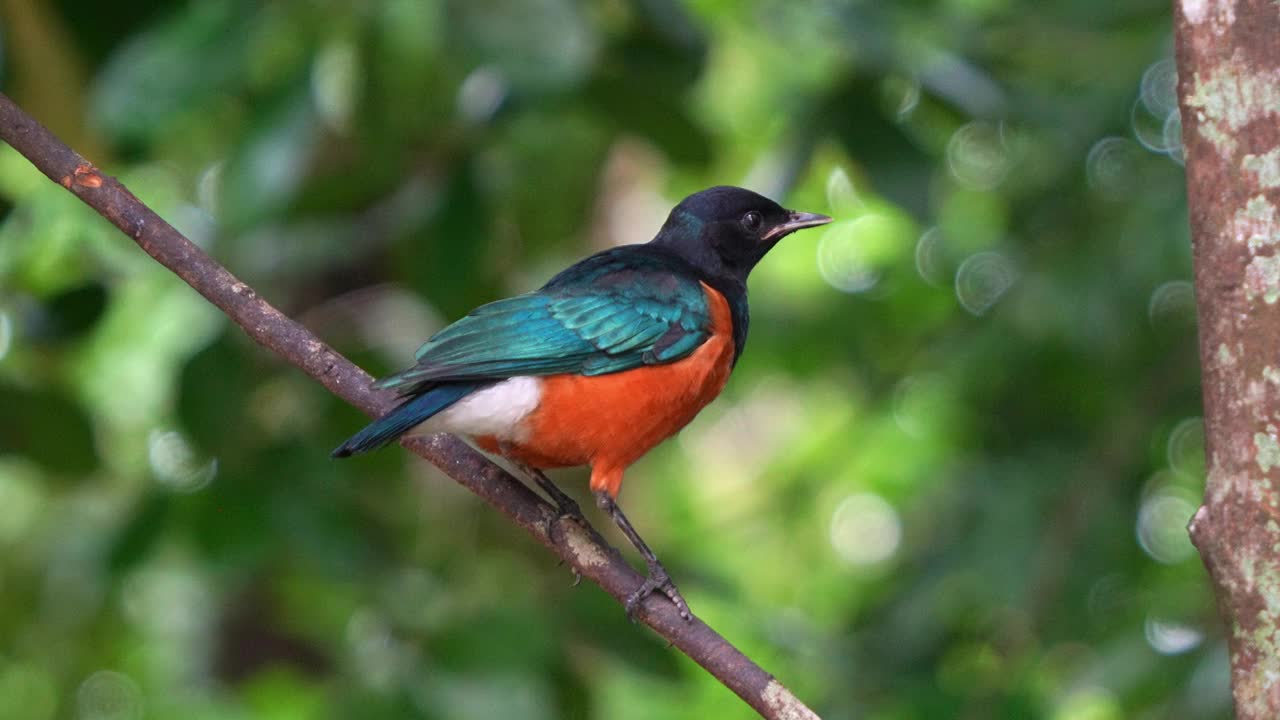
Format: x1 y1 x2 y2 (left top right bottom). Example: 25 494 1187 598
1175 0 1280 716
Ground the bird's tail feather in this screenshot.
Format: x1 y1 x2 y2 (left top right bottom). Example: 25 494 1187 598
331 383 481 458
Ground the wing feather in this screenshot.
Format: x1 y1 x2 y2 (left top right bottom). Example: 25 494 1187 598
376 249 714 393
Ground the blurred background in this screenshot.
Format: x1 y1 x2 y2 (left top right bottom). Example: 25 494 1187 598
0 0 1212 718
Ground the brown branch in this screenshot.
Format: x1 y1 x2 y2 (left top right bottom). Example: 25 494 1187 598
0 93 819 720
1174 1 1280 716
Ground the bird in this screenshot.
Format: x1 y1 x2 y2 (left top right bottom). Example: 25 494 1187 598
332 185 831 619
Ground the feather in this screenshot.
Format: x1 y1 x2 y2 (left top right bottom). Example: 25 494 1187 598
384 248 715 385
330 383 482 456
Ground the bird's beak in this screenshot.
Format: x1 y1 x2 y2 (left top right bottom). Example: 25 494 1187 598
762 211 833 242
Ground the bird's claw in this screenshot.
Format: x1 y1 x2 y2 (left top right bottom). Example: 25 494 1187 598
546 495 588 588
543 495 588 539
624 561 691 622
524 466 588 537
553 495 588 527
553 557 584 587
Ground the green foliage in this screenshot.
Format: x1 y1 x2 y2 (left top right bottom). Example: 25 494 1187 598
0 0 1219 718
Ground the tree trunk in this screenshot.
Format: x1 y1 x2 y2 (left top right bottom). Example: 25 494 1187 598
1175 1 1280 716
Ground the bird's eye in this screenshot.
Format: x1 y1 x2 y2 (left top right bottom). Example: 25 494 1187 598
741 211 763 233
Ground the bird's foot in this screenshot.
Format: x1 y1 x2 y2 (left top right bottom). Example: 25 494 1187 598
624 558 691 622
548 491 587 528
540 483 588 537
513 463 588 534
594 489 693 622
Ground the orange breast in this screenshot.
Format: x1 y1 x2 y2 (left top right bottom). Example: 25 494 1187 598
479 283 736 496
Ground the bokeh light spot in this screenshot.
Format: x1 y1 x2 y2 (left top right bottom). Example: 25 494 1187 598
1136 481 1198 564
196 161 224 218
170 203 215 249
246 114 311 210
77 670 143 720
1167 417 1206 481
1140 59 1179 118
914 226 948 286
0 309 11 361
1086 137 1140 196
947 121 1010 190
312 40 360 134
955 251 1017 315
1144 616 1203 655
121 563 211 638
830 493 901 566
1131 58 1185 167
347 608 415 690
825 167 863 216
817 219 883 294
147 429 217 493
1131 97 1172 154
882 74 921 119
1162 110 1185 165
1086 574 1131 619
458 67 508 124
1147 280 1196 329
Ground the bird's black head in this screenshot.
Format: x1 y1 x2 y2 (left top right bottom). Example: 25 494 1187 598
650 186 831 285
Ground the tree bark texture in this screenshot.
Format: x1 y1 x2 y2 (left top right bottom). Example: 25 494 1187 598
0 92 820 720
1175 1 1280 716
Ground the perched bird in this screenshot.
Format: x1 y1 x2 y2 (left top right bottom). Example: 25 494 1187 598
333 185 830 618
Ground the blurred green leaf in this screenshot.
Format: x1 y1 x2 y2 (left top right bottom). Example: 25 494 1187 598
0 0 1222 718
0 385 96 474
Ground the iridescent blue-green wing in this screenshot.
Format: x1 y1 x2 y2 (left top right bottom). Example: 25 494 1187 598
374 249 712 393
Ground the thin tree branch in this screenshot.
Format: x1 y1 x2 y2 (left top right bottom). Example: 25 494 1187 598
1175 1 1280 716
0 92 818 720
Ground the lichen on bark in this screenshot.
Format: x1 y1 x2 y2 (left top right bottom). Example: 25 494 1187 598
1183 49 1280 157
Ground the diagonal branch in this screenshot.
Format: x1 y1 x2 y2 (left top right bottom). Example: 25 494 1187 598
0 92 819 720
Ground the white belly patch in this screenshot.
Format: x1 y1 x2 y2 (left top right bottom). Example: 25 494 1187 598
415 376 542 441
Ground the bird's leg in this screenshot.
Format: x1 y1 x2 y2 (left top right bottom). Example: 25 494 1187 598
500 450 586 525
594 490 692 622
506 456 588 542
504 459 587 586
529 468 586 526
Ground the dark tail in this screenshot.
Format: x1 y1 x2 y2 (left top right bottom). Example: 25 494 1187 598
331 383 480 458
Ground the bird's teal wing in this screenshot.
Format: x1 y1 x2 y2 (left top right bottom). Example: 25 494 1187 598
374 249 713 393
